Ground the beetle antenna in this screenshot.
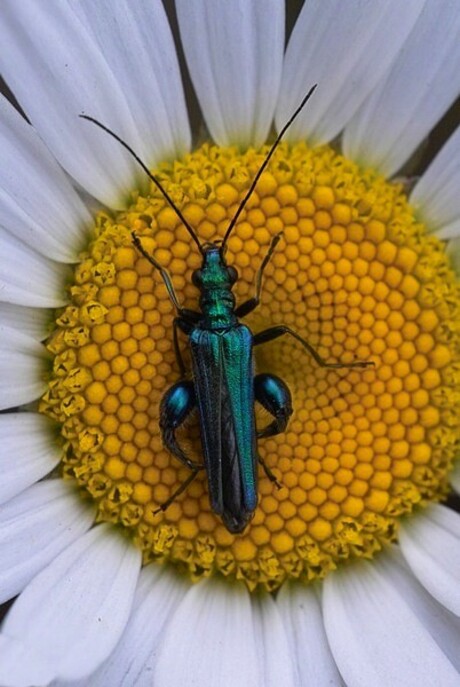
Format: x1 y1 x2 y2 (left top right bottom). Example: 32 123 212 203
220 84 318 252
79 115 204 255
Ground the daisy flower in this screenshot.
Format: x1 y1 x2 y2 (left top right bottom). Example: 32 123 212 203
0 1 459 685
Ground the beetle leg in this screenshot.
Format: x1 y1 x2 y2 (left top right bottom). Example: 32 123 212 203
235 232 283 318
153 469 203 514
156 380 204 513
172 319 188 378
173 316 204 378
254 325 374 369
254 373 293 490
160 380 202 471
254 373 293 438
257 456 282 489
132 231 184 313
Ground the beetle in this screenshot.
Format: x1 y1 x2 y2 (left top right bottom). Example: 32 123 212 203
81 86 373 533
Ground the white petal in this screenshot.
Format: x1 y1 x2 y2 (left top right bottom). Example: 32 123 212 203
176 0 284 149
343 1 460 177
0 524 141 684
67 0 190 165
252 592 296 687
0 1 147 208
0 95 90 262
277 0 424 146
399 504 460 616
0 480 94 604
154 578 259 687
451 462 460 495
437 221 460 241
411 125 460 237
323 558 459 687
277 581 343 686
69 564 189 686
0 636 54 687
0 229 68 308
0 326 47 410
0 412 61 505
0 303 50 340
380 548 460 671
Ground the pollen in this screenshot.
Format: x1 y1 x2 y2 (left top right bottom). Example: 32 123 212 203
40 141 460 591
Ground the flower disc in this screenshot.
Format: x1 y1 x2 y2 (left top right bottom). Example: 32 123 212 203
41 141 460 590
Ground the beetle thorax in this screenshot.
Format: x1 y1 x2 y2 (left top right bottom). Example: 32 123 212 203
196 246 237 328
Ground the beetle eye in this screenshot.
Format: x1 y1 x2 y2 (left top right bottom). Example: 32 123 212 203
227 266 238 283
192 269 202 288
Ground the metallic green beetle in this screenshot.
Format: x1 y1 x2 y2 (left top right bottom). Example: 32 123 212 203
81 86 373 533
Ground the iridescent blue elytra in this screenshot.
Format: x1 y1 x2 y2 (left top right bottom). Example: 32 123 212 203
81 85 373 534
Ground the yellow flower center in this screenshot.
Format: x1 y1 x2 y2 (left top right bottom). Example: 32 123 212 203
40 141 460 591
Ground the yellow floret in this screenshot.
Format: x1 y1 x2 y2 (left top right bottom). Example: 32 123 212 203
41 140 460 592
